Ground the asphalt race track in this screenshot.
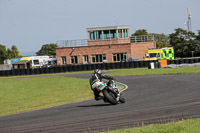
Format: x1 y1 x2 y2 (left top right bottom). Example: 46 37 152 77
1 74 200 133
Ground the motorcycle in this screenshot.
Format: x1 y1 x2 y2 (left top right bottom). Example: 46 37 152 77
95 79 125 105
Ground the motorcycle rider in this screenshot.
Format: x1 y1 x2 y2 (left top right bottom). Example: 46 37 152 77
90 69 114 101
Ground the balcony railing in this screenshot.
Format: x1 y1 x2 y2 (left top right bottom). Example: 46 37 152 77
57 35 154 48
130 35 154 43
57 39 88 48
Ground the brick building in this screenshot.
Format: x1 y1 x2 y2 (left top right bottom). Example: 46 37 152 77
56 26 156 65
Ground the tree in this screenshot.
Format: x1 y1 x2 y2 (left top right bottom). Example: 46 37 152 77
131 29 149 36
169 28 200 57
0 44 7 64
196 30 200 41
152 33 170 48
6 45 21 59
36 43 57 56
131 29 170 48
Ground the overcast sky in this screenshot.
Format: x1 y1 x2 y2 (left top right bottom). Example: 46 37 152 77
0 0 200 55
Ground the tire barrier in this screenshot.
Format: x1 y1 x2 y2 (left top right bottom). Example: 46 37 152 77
120 62 125 69
125 62 129 68
25 69 30 75
82 65 87 71
144 61 149 67
134 61 139 68
129 62 134 68
184 59 189 63
174 60 179 64
77 65 82 71
110 63 116 69
105 63 111 70
139 61 144 68
91 64 96 70
1 58 200 76
195 58 198 63
102 63 106 70
189 59 194 64
148 62 161 69
115 62 120 69
179 59 184 64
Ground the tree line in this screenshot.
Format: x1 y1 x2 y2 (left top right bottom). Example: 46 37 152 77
132 28 200 58
0 45 22 64
1 28 200 64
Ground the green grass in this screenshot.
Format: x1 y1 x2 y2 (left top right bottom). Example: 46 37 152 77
103 118 200 133
0 76 93 116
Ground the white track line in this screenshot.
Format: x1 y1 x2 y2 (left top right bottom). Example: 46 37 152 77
116 81 128 92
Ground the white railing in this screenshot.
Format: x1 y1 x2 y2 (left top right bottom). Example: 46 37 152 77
57 39 88 48
57 35 154 48
130 35 154 43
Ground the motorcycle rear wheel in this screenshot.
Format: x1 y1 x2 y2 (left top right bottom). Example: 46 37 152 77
119 96 125 103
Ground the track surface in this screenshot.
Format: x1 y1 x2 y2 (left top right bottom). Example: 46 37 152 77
1 74 200 133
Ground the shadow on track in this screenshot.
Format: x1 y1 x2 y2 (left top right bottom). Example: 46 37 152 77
77 103 112 108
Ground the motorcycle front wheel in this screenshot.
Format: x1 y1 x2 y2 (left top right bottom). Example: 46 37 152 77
102 89 118 105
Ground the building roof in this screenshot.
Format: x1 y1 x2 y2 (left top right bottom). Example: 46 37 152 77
12 60 30 65
86 25 130 32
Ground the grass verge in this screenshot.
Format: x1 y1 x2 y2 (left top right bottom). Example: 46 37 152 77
0 76 93 116
103 118 200 133
106 66 200 76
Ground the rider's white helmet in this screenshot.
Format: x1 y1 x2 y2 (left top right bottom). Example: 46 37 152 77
94 69 101 74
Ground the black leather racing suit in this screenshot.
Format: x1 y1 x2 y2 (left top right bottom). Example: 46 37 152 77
89 73 113 100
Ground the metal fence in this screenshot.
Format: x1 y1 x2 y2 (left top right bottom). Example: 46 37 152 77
57 39 88 48
130 35 154 43
57 35 155 48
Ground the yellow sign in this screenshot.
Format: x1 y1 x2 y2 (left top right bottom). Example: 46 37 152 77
20 57 31 61
148 49 162 53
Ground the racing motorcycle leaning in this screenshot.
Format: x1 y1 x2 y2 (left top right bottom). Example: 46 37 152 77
92 78 125 105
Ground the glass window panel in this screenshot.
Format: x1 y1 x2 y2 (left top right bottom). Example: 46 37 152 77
114 33 117 38
61 56 66 64
96 31 99 40
71 56 77 64
92 56 95 63
112 53 127 62
91 54 106 63
83 55 88 62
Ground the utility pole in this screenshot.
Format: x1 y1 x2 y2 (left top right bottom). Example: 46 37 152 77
186 8 192 32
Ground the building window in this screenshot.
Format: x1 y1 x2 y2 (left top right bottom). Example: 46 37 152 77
110 30 117 38
83 55 88 63
71 56 77 64
113 53 127 62
89 31 95 40
61 56 66 64
92 54 106 63
104 30 110 39
124 29 128 38
33 60 39 65
118 29 122 38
